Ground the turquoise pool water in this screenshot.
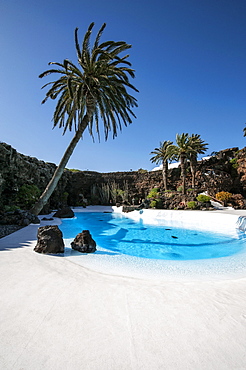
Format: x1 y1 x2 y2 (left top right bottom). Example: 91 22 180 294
60 212 246 261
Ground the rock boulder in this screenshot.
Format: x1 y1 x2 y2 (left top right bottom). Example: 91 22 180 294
71 230 96 253
34 225 64 254
53 207 75 218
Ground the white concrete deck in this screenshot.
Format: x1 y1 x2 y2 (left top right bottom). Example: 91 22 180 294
1 207 246 369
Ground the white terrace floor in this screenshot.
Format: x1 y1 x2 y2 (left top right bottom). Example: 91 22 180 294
1 206 246 370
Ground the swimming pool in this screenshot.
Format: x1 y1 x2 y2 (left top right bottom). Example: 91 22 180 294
60 207 246 280
60 209 246 261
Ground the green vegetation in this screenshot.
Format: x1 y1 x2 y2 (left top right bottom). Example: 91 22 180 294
187 201 197 209
3 205 20 212
196 194 211 203
167 133 208 194
90 180 129 205
67 168 81 173
147 188 162 208
149 199 163 209
16 184 41 209
31 22 138 215
150 141 174 191
147 188 160 199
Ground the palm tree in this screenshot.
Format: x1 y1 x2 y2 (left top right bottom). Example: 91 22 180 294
150 141 173 191
31 23 138 215
188 134 208 188
167 133 192 195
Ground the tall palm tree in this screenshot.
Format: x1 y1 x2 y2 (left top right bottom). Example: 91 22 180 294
167 133 192 195
31 23 138 215
188 134 208 188
150 141 173 191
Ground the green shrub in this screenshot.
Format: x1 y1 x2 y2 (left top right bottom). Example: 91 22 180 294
230 158 239 169
149 199 162 209
3 205 20 212
150 200 157 208
177 185 183 192
16 184 41 209
196 194 211 203
67 168 81 172
187 201 197 209
137 168 148 173
147 188 159 199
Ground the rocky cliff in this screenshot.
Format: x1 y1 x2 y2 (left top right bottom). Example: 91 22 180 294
0 142 245 211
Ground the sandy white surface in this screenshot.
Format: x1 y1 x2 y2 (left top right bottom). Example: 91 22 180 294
1 207 246 369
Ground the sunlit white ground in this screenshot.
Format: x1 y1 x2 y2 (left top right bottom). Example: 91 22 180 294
1 206 246 369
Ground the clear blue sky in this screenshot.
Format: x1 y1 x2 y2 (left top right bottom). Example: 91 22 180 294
1 0 246 172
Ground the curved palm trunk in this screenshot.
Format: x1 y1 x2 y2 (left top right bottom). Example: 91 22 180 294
31 108 94 215
180 153 186 195
162 160 168 191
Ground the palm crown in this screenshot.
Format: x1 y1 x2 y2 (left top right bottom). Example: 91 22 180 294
39 22 138 140
150 140 173 165
31 23 138 215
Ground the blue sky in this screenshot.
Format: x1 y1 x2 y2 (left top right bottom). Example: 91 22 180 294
1 0 246 172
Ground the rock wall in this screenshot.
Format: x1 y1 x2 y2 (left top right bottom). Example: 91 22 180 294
0 143 70 210
0 142 245 211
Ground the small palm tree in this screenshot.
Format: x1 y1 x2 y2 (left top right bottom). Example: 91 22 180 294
188 134 208 188
150 140 173 191
167 133 192 195
31 23 138 215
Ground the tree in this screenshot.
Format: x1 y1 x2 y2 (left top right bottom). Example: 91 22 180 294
31 23 138 215
167 133 192 195
188 134 208 188
150 141 173 191
243 123 246 137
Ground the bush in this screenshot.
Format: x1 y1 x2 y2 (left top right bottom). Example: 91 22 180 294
187 201 197 209
230 158 239 169
177 185 183 192
16 184 41 209
149 199 162 209
3 205 20 212
150 200 157 208
196 194 211 203
147 188 159 199
215 191 232 205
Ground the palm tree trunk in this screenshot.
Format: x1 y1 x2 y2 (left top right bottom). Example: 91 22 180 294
162 160 168 191
180 153 186 195
190 161 196 188
30 119 89 215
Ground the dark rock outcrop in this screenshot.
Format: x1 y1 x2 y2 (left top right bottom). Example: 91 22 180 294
0 209 40 226
71 230 97 253
53 207 75 218
34 225 64 254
